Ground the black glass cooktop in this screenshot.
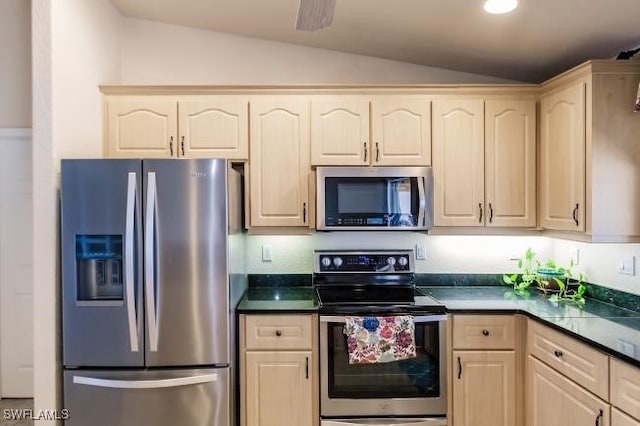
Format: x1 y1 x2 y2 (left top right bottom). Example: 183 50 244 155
315 285 445 314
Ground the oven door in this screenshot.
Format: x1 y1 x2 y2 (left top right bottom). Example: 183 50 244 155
316 167 433 231
319 314 447 418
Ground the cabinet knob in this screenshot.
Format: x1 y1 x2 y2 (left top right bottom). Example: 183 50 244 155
554 350 563 358
275 330 282 337
482 329 490 336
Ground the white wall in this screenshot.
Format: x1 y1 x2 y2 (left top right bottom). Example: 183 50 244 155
32 0 122 421
0 129 33 398
120 18 518 85
553 240 640 296
245 235 640 296
0 0 31 127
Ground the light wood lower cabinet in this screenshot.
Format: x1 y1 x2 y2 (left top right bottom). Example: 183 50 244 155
613 409 640 426
450 315 522 426
245 351 314 426
528 356 610 426
453 351 515 426
240 314 318 426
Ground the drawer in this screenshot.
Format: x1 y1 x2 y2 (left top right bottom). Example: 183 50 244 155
612 408 640 426
611 358 640 421
244 314 313 350
453 315 516 349
528 320 609 400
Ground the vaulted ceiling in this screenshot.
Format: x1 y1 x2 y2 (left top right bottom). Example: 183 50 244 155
110 0 640 82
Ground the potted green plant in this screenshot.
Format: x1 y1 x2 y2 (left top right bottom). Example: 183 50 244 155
502 248 587 304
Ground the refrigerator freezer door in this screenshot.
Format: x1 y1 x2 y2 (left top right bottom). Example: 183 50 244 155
61 160 144 367
143 159 229 366
63 368 229 426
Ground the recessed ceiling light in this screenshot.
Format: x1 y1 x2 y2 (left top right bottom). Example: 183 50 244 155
484 0 518 14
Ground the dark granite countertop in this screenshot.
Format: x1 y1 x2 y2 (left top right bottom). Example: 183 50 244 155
237 283 640 367
236 286 319 312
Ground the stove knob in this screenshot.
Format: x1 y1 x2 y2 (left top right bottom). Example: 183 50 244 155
321 257 331 268
398 256 408 267
333 257 343 268
387 256 396 266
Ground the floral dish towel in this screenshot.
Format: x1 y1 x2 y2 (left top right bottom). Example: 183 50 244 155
343 316 416 364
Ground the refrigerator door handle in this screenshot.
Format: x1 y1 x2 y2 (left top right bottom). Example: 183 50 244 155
145 172 159 352
125 172 139 352
73 373 218 389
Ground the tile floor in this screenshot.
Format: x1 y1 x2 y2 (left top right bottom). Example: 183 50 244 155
0 399 34 425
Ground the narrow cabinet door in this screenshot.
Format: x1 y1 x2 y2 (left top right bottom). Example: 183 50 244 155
432 99 484 226
178 97 248 159
485 100 537 227
371 97 431 166
310 97 370 165
106 97 177 158
539 81 586 231
245 351 313 426
453 351 516 426
249 97 310 227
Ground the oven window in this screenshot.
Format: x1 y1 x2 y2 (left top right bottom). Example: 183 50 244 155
326 321 441 399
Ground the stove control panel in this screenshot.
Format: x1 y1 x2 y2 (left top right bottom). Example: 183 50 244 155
314 250 414 273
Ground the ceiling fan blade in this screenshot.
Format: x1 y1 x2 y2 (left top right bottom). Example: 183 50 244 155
295 0 336 31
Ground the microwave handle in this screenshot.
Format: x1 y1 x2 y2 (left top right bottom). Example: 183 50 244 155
321 315 447 324
417 176 426 226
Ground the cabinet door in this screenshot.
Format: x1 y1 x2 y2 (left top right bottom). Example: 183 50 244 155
106 97 177 158
178 98 248 159
432 99 484 226
310 97 369 165
245 351 313 426
528 356 609 426
371 97 431 166
485 100 536 227
540 81 586 231
453 351 515 426
612 409 640 426
249 98 310 227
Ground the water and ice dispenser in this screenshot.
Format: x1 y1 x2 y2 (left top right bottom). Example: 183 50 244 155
75 235 123 301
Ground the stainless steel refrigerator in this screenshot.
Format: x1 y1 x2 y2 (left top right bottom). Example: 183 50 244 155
61 159 245 426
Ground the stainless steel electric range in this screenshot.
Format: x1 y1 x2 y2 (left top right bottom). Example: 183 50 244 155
314 250 448 426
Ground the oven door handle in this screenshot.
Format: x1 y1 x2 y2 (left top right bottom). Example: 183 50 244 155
320 314 447 323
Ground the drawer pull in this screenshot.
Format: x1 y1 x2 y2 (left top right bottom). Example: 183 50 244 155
595 409 603 426
275 330 282 337
482 329 490 336
554 350 563 358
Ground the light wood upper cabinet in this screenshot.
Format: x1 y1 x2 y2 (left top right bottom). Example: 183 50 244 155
539 81 586 231
310 96 431 166
485 100 536 227
105 96 249 159
539 61 640 240
433 98 536 228
310 97 370 166
106 97 177 158
178 98 248 159
371 97 431 166
433 99 485 226
249 97 310 227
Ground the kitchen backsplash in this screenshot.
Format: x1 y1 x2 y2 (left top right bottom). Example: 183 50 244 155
245 233 640 296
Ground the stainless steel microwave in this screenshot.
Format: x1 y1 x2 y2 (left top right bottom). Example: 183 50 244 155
316 167 433 231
